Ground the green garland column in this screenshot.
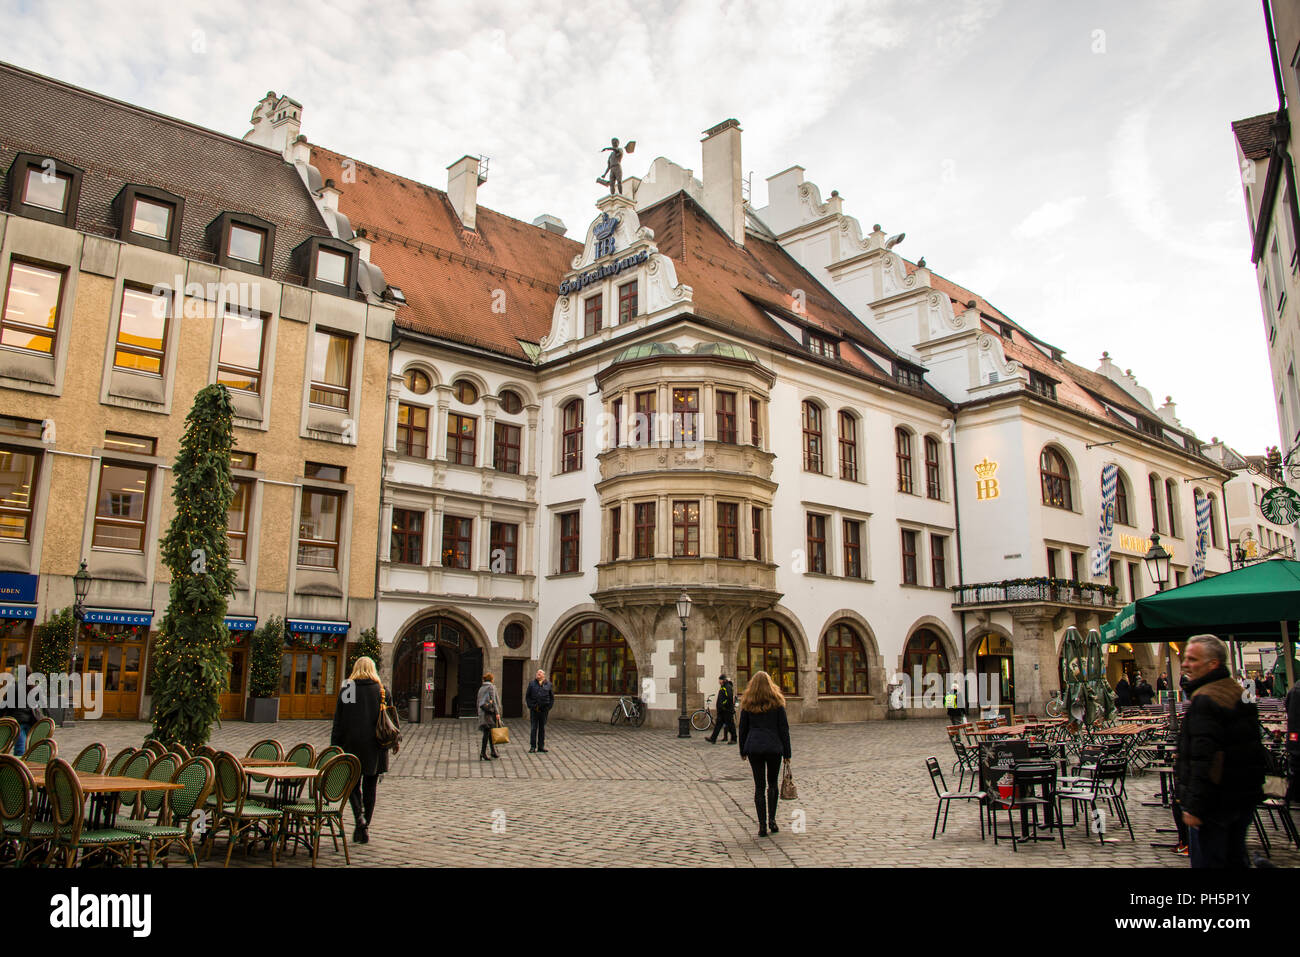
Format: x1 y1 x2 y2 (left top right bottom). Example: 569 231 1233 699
150 384 237 749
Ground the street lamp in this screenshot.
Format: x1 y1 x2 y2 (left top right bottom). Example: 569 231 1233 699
67 559 92 726
1142 533 1177 729
676 590 692 739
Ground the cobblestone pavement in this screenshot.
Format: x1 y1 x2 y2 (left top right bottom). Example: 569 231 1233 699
46 717 1300 868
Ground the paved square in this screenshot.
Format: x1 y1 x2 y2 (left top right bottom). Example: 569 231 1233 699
44 717 1300 868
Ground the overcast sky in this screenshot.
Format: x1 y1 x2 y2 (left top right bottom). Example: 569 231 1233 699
0 0 1282 451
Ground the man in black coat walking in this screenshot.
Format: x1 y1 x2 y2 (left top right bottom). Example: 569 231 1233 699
1286 676 1299 803
1174 635 1267 868
526 669 554 753
1114 675 1132 708
708 675 736 744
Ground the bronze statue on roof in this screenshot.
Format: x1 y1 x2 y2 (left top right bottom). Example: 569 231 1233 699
597 137 636 195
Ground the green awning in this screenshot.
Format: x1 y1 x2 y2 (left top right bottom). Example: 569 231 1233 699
1099 560 1300 644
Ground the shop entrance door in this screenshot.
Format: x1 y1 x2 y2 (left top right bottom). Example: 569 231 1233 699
279 651 340 719
219 648 248 720
74 642 144 719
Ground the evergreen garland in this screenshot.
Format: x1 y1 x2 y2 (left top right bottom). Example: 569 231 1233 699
149 385 237 750
248 615 284 699
347 627 382 675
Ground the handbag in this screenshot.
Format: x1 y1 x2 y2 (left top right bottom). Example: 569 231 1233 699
490 717 510 746
780 757 798 800
376 684 402 755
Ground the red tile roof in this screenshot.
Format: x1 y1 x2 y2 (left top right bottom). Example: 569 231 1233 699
1232 112 1277 161
0 61 332 284
638 192 948 400
308 144 580 360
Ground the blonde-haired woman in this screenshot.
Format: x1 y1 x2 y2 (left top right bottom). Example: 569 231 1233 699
738 671 792 838
331 655 389 844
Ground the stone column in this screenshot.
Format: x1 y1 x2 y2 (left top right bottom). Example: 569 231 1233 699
1008 608 1057 717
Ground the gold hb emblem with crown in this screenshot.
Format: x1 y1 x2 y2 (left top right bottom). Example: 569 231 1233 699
974 457 1000 500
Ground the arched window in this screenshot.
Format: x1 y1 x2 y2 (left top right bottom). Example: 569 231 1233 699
1039 447 1072 510
499 390 523 414
838 411 857 481
1165 478 1180 538
896 427 914 494
552 620 637 695
1207 493 1221 548
902 629 949 678
403 368 431 394
802 401 823 473
1114 469 1131 526
737 619 798 695
561 399 583 473
453 379 478 404
1149 473 1163 534
924 435 942 499
819 622 869 695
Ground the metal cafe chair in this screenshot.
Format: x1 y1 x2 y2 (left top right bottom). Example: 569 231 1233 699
993 762 1066 851
925 757 985 840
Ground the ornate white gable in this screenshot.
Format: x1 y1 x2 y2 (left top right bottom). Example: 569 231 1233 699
540 194 692 358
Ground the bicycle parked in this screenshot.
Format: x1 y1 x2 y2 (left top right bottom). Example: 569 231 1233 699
611 695 647 727
690 694 716 732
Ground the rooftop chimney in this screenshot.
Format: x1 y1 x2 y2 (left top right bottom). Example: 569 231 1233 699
447 155 484 230
244 91 304 159
701 119 744 246
533 214 567 236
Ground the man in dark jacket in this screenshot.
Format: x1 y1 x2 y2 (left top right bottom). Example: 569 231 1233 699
525 669 554 754
1114 675 1132 708
708 675 736 744
1134 674 1154 706
1174 635 1267 868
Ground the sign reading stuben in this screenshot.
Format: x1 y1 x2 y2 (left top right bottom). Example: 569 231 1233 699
0 573 38 603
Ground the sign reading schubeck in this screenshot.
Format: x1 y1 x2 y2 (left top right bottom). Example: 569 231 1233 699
0 574 38 604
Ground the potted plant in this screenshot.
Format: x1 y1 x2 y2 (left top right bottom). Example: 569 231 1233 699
30 607 75 725
244 615 283 723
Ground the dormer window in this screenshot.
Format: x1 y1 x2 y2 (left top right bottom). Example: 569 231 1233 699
1028 370 1058 400
6 153 84 228
806 331 838 359
291 237 359 297
205 212 276 277
131 198 172 239
229 224 266 264
893 362 924 390
316 249 349 287
113 185 184 254
23 167 70 212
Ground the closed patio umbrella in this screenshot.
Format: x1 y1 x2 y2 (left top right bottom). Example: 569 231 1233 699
1060 627 1086 727
1083 628 1116 726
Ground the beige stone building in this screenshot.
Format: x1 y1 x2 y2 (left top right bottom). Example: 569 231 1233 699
0 64 394 719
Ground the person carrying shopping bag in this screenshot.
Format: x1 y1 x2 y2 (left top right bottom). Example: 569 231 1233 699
738 670 792 838
478 672 503 760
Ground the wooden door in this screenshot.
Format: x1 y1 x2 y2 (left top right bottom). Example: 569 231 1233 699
219 649 247 719
279 651 339 719
458 647 482 718
76 642 143 719
502 659 524 718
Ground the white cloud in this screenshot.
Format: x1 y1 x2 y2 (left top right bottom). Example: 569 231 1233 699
1012 196 1087 239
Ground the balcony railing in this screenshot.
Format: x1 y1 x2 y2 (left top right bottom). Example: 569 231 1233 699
951 578 1120 609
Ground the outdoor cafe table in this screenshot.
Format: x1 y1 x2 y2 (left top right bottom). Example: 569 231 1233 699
28 768 181 829
968 724 1032 738
240 757 295 768
244 765 319 807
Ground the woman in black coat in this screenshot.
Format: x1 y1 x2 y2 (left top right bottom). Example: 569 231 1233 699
331 656 390 844
738 670 792 838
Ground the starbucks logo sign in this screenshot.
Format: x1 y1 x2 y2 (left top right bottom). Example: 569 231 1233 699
1260 486 1300 525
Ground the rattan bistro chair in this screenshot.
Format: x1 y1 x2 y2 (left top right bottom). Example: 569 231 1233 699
926 756 985 840
205 751 281 867
21 739 56 766
106 746 137 777
0 754 53 866
26 717 54 750
280 753 360 867
246 739 284 761
45 758 142 868
141 738 167 758
0 718 18 755
72 742 107 775
129 753 181 823
116 750 153 819
118 756 215 867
